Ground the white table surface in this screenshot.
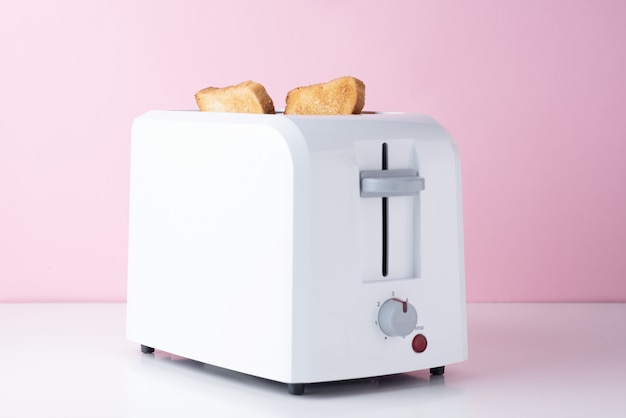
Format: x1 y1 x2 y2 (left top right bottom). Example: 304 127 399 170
1 303 624 417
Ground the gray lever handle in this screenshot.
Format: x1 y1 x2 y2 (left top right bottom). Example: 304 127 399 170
360 169 425 197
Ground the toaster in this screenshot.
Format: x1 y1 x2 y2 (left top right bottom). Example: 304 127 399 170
126 110 467 395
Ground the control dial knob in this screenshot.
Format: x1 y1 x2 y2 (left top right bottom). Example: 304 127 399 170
378 298 417 337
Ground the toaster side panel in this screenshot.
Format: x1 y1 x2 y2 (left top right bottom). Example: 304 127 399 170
127 112 301 382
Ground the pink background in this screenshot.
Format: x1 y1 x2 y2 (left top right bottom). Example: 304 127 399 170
1 0 625 302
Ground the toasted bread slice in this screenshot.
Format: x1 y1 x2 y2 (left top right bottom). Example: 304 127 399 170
284 76 365 115
195 81 275 114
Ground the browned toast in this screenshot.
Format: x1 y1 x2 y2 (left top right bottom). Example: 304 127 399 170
194 80 275 114
284 76 365 115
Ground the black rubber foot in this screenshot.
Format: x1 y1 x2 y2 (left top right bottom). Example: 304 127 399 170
140 344 155 354
287 383 305 395
430 366 445 376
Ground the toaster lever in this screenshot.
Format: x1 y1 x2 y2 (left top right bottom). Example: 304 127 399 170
360 169 425 197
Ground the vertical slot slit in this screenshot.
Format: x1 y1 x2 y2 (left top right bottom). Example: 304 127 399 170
382 142 389 277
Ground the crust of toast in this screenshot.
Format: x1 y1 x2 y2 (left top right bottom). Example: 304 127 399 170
284 76 365 115
195 81 275 114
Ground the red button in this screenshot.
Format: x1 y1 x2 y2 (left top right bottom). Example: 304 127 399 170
412 334 428 353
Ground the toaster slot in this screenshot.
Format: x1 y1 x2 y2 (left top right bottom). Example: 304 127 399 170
358 140 423 282
382 142 389 277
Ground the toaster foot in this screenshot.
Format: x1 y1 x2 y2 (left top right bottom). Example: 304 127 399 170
140 344 155 354
430 366 445 376
287 383 305 395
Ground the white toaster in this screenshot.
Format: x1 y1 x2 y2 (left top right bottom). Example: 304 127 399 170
126 111 467 395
